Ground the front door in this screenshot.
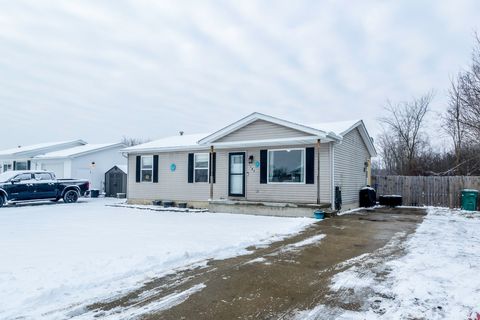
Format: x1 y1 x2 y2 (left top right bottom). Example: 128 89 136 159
109 172 123 197
229 152 245 197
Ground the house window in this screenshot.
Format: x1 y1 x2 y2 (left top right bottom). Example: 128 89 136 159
1 162 12 173
141 156 153 182
268 149 305 183
15 161 28 170
194 153 209 183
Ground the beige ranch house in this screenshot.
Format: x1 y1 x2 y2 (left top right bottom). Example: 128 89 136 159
123 113 376 216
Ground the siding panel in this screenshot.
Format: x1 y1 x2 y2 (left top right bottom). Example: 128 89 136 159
334 128 370 205
127 143 332 204
215 120 309 142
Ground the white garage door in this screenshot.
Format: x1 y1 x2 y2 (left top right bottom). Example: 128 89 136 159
41 162 64 179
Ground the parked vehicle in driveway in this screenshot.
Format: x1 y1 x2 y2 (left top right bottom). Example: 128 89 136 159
0 170 89 207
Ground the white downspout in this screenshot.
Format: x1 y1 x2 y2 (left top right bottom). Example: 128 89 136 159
330 143 335 210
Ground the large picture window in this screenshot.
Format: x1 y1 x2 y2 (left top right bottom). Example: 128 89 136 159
268 149 305 183
141 156 153 182
15 161 28 170
194 153 209 183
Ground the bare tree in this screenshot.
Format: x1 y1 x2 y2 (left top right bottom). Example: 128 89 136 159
443 76 469 174
378 91 434 175
456 33 480 137
121 136 150 147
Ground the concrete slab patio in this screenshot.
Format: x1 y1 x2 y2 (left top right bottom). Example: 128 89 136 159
85 207 426 319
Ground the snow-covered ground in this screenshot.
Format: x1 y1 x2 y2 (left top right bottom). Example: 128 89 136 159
0 198 314 319
297 207 480 319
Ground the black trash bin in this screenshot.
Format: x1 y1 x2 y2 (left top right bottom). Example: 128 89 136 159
359 187 376 207
90 189 100 198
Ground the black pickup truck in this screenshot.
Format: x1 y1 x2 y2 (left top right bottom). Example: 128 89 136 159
0 170 89 207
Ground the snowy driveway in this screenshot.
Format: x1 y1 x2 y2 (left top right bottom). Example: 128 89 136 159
0 198 313 320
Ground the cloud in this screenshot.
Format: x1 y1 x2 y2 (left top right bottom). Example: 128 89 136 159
0 0 479 149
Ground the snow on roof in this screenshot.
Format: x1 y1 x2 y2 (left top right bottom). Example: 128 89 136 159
0 140 86 156
307 120 362 136
122 118 369 154
122 133 209 152
35 143 124 159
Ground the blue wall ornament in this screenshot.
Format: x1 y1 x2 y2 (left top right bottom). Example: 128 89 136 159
170 163 176 172
255 160 260 168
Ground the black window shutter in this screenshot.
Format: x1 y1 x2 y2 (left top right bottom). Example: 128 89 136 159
13 161 16 170
135 156 141 183
27 160 31 170
209 152 216 183
260 150 267 184
188 153 194 183
306 147 315 184
153 155 159 183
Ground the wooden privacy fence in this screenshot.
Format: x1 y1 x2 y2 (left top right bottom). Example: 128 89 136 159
372 175 480 208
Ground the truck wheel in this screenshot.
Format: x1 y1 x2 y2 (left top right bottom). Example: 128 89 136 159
63 190 79 203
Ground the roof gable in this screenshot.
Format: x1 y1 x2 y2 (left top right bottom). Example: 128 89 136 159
213 119 311 143
199 112 338 145
121 113 376 155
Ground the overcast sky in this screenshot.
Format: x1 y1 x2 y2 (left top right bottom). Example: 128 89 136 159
1 0 479 150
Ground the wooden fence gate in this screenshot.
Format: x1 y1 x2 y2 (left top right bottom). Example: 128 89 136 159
372 176 480 208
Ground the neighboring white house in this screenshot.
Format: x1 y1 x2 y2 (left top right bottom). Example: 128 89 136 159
122 112 377 213
33 143 127 190
0 140 87 172
0 141 127 191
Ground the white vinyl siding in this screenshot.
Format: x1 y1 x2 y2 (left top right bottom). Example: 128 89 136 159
128 151 225 202
214 120 309 143
334 128 370 205
127 143 332 205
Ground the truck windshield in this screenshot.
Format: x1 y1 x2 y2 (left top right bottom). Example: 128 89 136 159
0 171 20 182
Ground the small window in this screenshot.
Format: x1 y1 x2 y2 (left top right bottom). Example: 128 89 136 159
268 149 305 183
141 156 153 182
194 153 209 183
2 162 12 173
15 173 33 181
35 173 53 181
15 161 28 170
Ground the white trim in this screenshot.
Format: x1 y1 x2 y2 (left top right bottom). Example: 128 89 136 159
0 140 87 158
267 148 306 185
198 112 335 145
140 155 154 183
123 136 336 154
34 142 126 160
193 152 209 183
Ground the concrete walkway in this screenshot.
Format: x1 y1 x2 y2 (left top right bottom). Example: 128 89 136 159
88 207 426 319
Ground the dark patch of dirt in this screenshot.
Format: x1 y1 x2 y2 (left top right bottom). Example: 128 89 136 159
86 207 426 320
